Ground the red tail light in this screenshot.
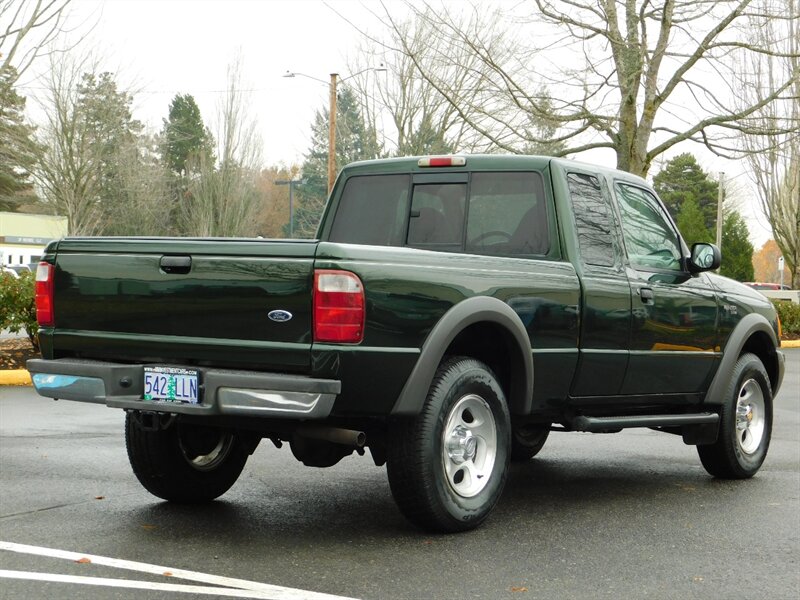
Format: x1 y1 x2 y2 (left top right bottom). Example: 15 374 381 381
313 270 365 343
35 262 55 327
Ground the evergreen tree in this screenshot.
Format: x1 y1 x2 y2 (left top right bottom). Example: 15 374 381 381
292 86 381 237
0 65 41 211
161 94 213 176
160 94 214 233
676 196 713 246
653 153 719 231
720 211 755 282
75 72 144 230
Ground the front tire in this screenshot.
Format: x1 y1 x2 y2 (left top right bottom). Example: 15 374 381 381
386 357 511 533
697 353 773 479
125 414 252 502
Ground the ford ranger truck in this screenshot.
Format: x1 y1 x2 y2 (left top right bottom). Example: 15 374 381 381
28 155 785 533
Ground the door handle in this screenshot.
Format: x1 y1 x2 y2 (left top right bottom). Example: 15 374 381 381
160 255 192 274
639 287 655 304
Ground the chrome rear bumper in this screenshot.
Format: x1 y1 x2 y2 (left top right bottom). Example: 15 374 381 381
27 358 340 419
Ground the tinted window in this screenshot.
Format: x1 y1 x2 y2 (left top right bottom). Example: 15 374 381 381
466 172 548 256
567 172 618 267
407 183 466 250
615 183 682 271
329 175 410 245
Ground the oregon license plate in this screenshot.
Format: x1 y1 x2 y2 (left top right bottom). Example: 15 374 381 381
143 367 199 403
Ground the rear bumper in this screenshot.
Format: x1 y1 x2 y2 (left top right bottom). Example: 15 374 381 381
27 358 340 419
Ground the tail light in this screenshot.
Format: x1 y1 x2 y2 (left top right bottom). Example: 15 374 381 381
35 262 55 327
313 270 365 343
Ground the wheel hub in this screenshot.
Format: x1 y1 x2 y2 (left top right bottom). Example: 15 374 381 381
441 394 498 498
447 426 478 464
736 404 754 431
735 379 766 455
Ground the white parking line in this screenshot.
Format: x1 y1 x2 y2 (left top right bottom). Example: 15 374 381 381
0 542 359 600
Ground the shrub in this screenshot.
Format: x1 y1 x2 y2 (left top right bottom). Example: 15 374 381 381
0 271 39 351
772 299 800 337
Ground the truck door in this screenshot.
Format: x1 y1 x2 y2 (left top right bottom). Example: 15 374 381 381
612 182 719 395
563 171 632 397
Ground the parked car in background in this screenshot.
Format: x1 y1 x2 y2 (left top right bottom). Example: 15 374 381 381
745 282 791 291
7 265 32 276
1 266 19 278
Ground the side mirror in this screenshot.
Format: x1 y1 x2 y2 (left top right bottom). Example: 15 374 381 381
688 242 721 273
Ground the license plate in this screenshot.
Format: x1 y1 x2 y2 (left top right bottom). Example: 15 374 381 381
144 367 199 403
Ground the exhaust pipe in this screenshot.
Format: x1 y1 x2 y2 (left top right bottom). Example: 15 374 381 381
295 426 366 447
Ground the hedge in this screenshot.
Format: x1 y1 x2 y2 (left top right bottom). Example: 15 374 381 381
0 271 39 351
773 299 800 337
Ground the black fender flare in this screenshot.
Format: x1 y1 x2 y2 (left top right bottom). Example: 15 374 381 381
704 312 780 405
390 296 534 416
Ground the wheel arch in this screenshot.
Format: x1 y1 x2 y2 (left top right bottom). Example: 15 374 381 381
391 296 533 417
705 312 782 405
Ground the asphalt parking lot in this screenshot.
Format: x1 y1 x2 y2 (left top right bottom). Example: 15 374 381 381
1 349 798 600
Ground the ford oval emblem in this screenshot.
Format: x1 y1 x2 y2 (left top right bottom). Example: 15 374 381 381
268 310 293 323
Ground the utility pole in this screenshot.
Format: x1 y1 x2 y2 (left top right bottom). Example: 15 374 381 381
715 172 725 249
328 73 338 195
283 66 386 196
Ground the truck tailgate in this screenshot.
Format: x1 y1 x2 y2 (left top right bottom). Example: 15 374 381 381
45 238 317 372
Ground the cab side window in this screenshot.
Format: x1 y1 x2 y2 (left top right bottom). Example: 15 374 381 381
615 183 682 271
567 172 619 268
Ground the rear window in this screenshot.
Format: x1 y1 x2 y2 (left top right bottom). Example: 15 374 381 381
329 171 549 257
328 175 410 245
408 183 466 251
465 172 548 256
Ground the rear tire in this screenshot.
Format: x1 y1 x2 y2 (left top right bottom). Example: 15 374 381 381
697 353 772 479
386 357 511 533
125 414 251 502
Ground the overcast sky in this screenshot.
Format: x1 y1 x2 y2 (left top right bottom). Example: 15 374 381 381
18 0 776 246
27 0 385 165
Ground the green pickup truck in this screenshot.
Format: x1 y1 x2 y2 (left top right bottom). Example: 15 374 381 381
28 155 785 533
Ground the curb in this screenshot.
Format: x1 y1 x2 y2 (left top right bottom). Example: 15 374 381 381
0 369 32 386
782 339 800 348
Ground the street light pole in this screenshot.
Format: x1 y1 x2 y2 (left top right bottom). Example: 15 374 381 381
328 73 338 195
275 178 304 238
283 66 386 197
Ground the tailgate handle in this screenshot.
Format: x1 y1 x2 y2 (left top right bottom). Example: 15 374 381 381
160 255 192 274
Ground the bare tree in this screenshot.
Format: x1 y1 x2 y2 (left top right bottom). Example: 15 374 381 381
183 58 262 237
362 3 563 156
379 0 799 176
740 0 800 288
348 9 495 155
33 53 164 236
105 132 174 236
253 164 301 238
0 0 76 84
33 53 104 235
